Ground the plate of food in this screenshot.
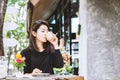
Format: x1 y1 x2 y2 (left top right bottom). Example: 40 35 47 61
35 73 50 77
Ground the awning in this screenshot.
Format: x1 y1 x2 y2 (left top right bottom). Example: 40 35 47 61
27 0 60 36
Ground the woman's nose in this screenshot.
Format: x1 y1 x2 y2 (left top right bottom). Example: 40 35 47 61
44 32 48 36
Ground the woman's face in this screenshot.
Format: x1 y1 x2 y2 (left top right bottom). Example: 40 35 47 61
32 24 49 43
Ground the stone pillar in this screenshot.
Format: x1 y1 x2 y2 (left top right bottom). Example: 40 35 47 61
79 0 120 80
79 0 87 80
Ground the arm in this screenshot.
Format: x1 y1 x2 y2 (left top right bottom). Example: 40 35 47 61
51 49 64 68
21 49 42 76
46 32 64 67
21 49 31 74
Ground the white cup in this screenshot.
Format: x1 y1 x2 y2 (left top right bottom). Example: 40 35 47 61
46 32 55 42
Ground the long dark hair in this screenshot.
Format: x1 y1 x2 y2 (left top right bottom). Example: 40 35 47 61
28 20 55 53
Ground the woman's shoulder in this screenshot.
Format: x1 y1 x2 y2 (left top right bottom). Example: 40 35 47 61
21 47 30 52
21 47 32 55
21 48 32 59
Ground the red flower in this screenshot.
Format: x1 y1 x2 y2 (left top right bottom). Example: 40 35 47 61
11 53 26 70
16 58 23 64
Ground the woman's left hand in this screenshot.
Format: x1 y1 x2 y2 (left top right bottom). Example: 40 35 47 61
31 68 42 76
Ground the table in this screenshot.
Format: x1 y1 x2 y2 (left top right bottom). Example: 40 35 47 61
4 75 84 80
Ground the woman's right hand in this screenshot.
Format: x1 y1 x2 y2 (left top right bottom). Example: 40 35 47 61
46 32 59 49
31 68 42 76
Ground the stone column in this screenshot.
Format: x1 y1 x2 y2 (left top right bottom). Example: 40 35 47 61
79 0 87 80
79 0 120 80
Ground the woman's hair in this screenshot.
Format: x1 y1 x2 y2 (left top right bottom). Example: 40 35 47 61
28 20 55 53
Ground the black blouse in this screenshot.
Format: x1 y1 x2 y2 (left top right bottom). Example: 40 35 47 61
21 48 64 74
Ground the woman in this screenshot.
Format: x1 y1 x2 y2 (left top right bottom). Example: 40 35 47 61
21 20 64 76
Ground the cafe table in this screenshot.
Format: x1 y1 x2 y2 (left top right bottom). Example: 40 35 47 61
3 74 84 80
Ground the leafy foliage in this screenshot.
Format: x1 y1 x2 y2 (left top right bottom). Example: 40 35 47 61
77 24 81 35
54 64 73 75
11 53 25 71
8 0 17 6
4 0 28 52
11 60 25 69
54 47 73 75
4 0 28 69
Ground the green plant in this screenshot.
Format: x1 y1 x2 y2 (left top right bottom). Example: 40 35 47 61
54 64 73 75
4 0 28 52
54 47 73 75
77 24 81 35
11 53 25 71
4 0 27 69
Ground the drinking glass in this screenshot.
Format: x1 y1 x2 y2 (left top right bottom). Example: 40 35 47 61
0 56 8 78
